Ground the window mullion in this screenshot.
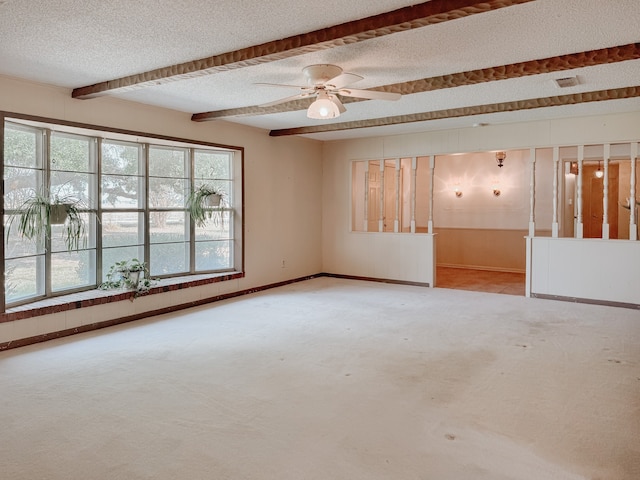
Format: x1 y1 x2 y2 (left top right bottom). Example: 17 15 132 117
43 129 52 296
189 148 195 273
143 144 150 270
96 137 103 283
1 115 5 312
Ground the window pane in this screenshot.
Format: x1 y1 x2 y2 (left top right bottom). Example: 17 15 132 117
148 177 187 208
51 250 95 291
195 212 231 240
50 213 96 253
50 133 92 173
102 247 145 282
102 142 143 175
101 175 143 208
5 256 44 303
150 243 188 275
150 211 187 243
51 171 96 206
102 212 144 248
193 179 231 201
4 216 43 257
194 151 231 179
4 124 41 168
4 167 41 210
195 240 232 271
149 147 186 177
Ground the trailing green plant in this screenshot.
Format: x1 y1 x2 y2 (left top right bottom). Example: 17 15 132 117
99 258 156 298
186 184 227 227
6 189 91 252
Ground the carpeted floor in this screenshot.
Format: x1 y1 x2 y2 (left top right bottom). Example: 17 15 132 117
0 277 638 479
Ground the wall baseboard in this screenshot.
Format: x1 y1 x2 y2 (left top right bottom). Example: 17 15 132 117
531 293 640 310
3 274 634 351
437 263 526 274
0 274 322 351
321 272 430 287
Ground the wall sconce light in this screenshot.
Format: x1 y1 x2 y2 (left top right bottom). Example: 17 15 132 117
595 161 604 178
569 161 578 175
492 185 501 197
495 151 506 168
454 185 463 198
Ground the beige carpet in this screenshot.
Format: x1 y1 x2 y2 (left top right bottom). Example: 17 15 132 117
0 277 638 479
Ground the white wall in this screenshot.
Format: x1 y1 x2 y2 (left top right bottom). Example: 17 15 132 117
434 149 537 230
0 75 324 343
322 112 640 304
530 237 640 305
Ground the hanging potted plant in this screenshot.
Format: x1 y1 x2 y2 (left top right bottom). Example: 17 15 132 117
6 189 90 252
187 184 227 227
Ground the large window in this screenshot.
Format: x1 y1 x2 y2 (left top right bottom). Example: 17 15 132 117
2 118 242 308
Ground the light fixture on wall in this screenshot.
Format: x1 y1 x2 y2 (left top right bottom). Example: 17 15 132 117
454 185 463 198
492 184 501 197
307 91 342 119
595 161 604 178
495 151 506 168
569 162 578 175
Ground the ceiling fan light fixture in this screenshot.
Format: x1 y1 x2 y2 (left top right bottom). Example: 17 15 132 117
307 91 341 119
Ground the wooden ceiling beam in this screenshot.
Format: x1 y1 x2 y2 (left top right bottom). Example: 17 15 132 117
191 43 640 121
72 0 534 99
268 86 640 136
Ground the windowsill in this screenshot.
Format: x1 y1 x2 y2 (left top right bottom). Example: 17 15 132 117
1 271 244 323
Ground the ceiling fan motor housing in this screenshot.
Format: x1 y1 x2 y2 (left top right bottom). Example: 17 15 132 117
303 64 343 86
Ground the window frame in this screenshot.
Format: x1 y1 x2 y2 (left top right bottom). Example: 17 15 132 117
1 112 244 311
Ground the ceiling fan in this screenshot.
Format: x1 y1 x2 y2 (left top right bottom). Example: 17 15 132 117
257 64 401 119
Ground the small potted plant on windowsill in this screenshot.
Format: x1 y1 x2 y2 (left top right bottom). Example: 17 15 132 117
187 184 227 227
6 189 90 252
100 258 155 298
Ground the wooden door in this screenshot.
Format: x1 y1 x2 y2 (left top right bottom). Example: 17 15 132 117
582 163 618 238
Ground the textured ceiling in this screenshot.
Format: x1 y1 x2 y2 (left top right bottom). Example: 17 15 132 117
0 0 639 140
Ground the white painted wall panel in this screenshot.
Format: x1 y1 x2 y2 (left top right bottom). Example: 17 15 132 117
323 110 640 307
531 237 640 305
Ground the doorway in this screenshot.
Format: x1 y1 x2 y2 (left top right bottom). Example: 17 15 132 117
436 266 525 295
433 150 529 296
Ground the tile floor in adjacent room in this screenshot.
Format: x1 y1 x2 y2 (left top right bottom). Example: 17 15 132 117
436 266 526 296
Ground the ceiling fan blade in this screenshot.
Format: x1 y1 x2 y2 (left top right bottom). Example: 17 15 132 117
259 93 311 108
338 88 401 101
255 82 311 90
325 73 363 90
